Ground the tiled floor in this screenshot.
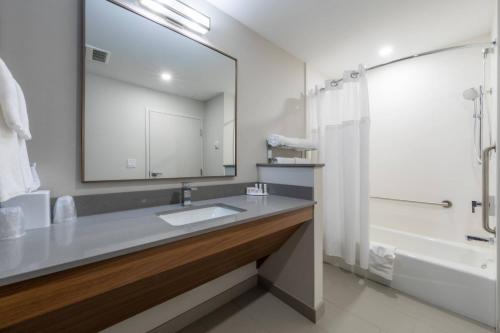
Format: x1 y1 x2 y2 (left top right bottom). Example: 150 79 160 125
179 264 495 333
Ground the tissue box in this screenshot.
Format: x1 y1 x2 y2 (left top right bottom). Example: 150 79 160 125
1 190 51 230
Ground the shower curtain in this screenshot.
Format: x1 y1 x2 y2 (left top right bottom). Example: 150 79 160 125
308 65 370 269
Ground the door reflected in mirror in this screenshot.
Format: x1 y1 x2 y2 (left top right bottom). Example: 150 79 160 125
83 0 236 181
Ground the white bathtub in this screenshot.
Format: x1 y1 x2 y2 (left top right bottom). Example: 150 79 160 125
371 225 496 327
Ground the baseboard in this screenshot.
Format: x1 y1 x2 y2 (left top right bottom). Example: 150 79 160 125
258 276 324 323
149 275 258 333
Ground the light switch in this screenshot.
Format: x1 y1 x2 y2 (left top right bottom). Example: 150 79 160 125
127 158 137 168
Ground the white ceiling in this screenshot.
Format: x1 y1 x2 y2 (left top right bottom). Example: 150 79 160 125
205 0 495 78
86 0 235 101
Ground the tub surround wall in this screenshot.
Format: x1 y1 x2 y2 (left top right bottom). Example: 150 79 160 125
369 36 497 243
304 35 497 244
0 0 306 197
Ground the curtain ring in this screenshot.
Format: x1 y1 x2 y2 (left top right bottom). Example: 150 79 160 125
330 80 341 88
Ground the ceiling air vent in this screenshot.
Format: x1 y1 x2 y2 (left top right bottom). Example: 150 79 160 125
85 45 111 64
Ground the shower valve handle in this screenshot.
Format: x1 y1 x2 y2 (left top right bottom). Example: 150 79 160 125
472 200 482 213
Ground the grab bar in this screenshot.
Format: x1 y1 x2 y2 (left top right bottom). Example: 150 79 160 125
482 144 496 235
370 196 452 208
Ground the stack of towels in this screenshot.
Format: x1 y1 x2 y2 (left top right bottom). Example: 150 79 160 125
267 134 318 150
267 134 318 164
272 157 311 164
0 58 38 202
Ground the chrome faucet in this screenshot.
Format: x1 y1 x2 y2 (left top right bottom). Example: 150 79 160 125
181 182 197 206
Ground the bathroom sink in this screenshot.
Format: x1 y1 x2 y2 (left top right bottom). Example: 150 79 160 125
157 204 244 226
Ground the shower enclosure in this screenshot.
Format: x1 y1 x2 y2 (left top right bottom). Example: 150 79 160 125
368 40 497 326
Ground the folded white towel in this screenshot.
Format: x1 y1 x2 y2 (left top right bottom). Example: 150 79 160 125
273 157 296 164
267 134 318 150
272 157 312 164
294 157 311 164
0 57 35 202
368 242 396 281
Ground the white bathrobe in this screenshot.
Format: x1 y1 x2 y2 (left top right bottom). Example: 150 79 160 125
0 58 34 202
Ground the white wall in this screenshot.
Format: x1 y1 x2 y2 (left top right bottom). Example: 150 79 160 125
203 93 224 176
0 0 305 197
84 73 204 181
369 36 496 243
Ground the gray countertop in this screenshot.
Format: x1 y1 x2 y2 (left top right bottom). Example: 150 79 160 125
0 195 314 286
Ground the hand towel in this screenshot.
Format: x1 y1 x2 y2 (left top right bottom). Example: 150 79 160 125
272 157 296 164
267 134 318 150
368 242 396 281
0 58 34 202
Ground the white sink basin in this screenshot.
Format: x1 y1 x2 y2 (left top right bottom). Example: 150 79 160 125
158 205 243 226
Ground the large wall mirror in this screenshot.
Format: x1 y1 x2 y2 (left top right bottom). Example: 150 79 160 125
83 0 237 181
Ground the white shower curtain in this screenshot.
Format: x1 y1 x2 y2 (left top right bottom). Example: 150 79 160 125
308 65 370 269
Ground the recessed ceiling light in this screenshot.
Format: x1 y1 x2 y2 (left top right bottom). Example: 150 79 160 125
378 45 394 57
161 72 172 81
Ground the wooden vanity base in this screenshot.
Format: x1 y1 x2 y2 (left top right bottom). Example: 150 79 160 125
0 207 313 333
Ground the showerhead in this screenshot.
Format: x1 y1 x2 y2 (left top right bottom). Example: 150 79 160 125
463 88 479 101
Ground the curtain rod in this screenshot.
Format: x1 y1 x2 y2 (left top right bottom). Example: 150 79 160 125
323 40 496 89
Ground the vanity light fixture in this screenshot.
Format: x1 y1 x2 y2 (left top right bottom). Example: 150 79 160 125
378 45 394 57
161 72 173 81
139 0 210 35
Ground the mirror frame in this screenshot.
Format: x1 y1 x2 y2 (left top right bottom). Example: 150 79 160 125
81 0 238 182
